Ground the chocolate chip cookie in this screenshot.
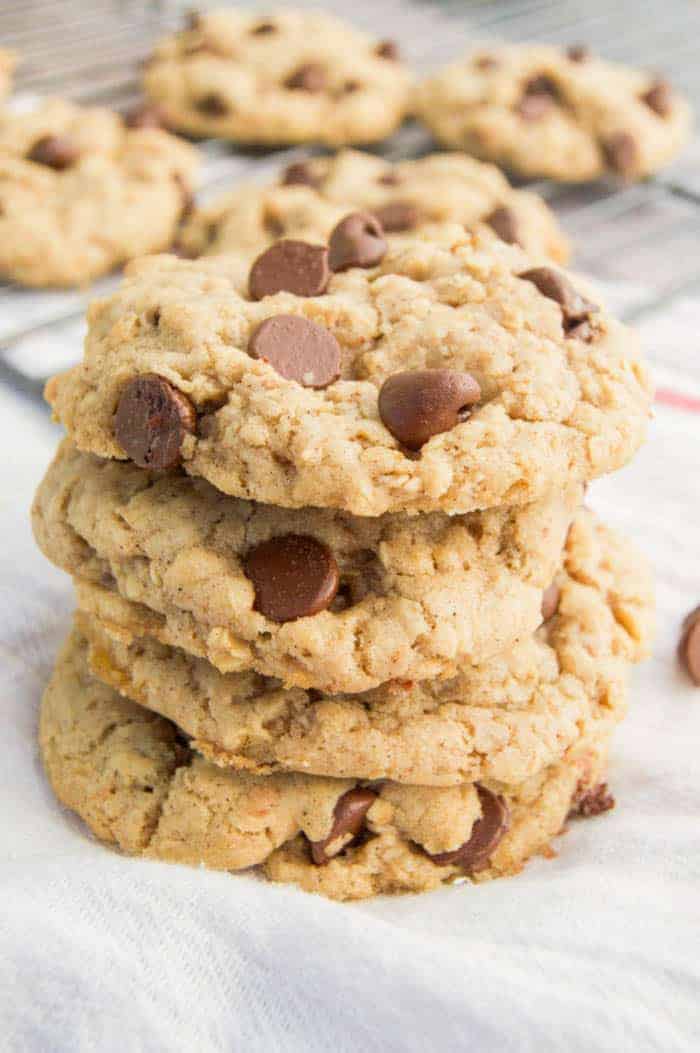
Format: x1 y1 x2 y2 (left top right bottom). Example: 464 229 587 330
177 149 569 263
142 9 411 146
78 510 653 786
0 98 199 287
45 223 651 516
40 628 616 900
32 440 580 693
414 44 692 182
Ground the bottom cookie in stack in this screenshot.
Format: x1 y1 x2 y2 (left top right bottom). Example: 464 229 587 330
39 513 654 900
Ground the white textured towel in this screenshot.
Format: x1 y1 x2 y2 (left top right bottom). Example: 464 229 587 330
1 292 700 1052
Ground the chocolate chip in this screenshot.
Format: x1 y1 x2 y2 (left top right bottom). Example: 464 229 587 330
426 786 510 871
328 212 387 272
27 135 80 171
570 783 615 818
251 20 276 35
124 102 168 129
679 606 700 685
195 93 229 116
341 79 361 95
249 240 330 300
602 131 638 178
375 39 400 61
243 534 340 623
566 44 590 62
184 9 201 31
519 267 597 333
474 54 499 71
114 374 196 470
371 201 418 233
249 314 341 388
309 788 378 865
281 161 319 188
485 206 522 247
378 369 481 451
566 319 596 343
378 170 400 187
641 78 673 117
285 63 326 92
541 582 560 623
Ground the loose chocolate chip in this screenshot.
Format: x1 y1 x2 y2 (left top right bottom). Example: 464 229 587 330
249 314 341 388
378 170 400 187
372 201 418 233
519 267 597 333
243 534 340 623
378 369 481 451
195 93 229 116
641 77 673 117
114 374 196 470
541 582 560 623
251 20 276 35
328 212 387 272
249 239 330 300
27 135 80 171
570 783 615 818
285 63 326 92
281 161 319 188
124 102 168 129
426 786 510 871
485 205 522 247
679 606 700 685
603 131 638 178
566 44 590 62
375 39 400 61
310 788 378 865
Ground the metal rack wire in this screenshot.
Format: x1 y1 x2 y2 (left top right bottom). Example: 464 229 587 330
1 0 699 402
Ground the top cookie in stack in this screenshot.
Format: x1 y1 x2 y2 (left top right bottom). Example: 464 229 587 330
47 222 651 517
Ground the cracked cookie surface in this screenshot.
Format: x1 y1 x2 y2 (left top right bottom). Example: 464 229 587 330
46 224 651 516
79 510 653 786
178 149 569 263
32 440 580 693
40 628 615 900
414 44 692 182
0 98 199 287
142 9 411 146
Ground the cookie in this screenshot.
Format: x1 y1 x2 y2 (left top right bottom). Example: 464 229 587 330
414 44 692 182
32 440 580 693
45 224 651 517
79 510 653 786
40 628 615 900
177 149 569 263
142 9 411 146
0 49 16 101
0 98 199 287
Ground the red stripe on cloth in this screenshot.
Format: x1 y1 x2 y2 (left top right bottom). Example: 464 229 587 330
655 387 700 414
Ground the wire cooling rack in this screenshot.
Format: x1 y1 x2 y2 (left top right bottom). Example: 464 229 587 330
1 0 700 401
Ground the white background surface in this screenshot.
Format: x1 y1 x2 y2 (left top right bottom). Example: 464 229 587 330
0 300 699 1051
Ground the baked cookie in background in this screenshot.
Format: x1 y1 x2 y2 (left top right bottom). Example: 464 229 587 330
414 43 692 182
142 9 412 146
76 510 654 788
178 149 570 263
0 48 16 101
32 439 581 694
45 223 652 517
40 626 620 901
0 98 199 287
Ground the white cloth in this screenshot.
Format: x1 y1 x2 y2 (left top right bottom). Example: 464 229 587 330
1 295 700 1052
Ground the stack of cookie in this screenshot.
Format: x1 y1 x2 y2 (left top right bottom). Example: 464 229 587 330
33 209 654 900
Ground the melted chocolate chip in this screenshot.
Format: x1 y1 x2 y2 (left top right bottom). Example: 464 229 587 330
328 212 387 272
249 240 330 300
375 40 400 61
27 135 80 171
519 267 598 334
602 131 638 178
114 374 196 470
378 369 481 451
566 44 590 63
310 788 378 864
570 783 615 818
485 206 522 246
426 786 510 871
280 161 319 188
641 78 673 117
248 314 341 388
372 201 419 233
285 63 326 92
195 93 229 116
251 20 276 35
244 534 340 623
